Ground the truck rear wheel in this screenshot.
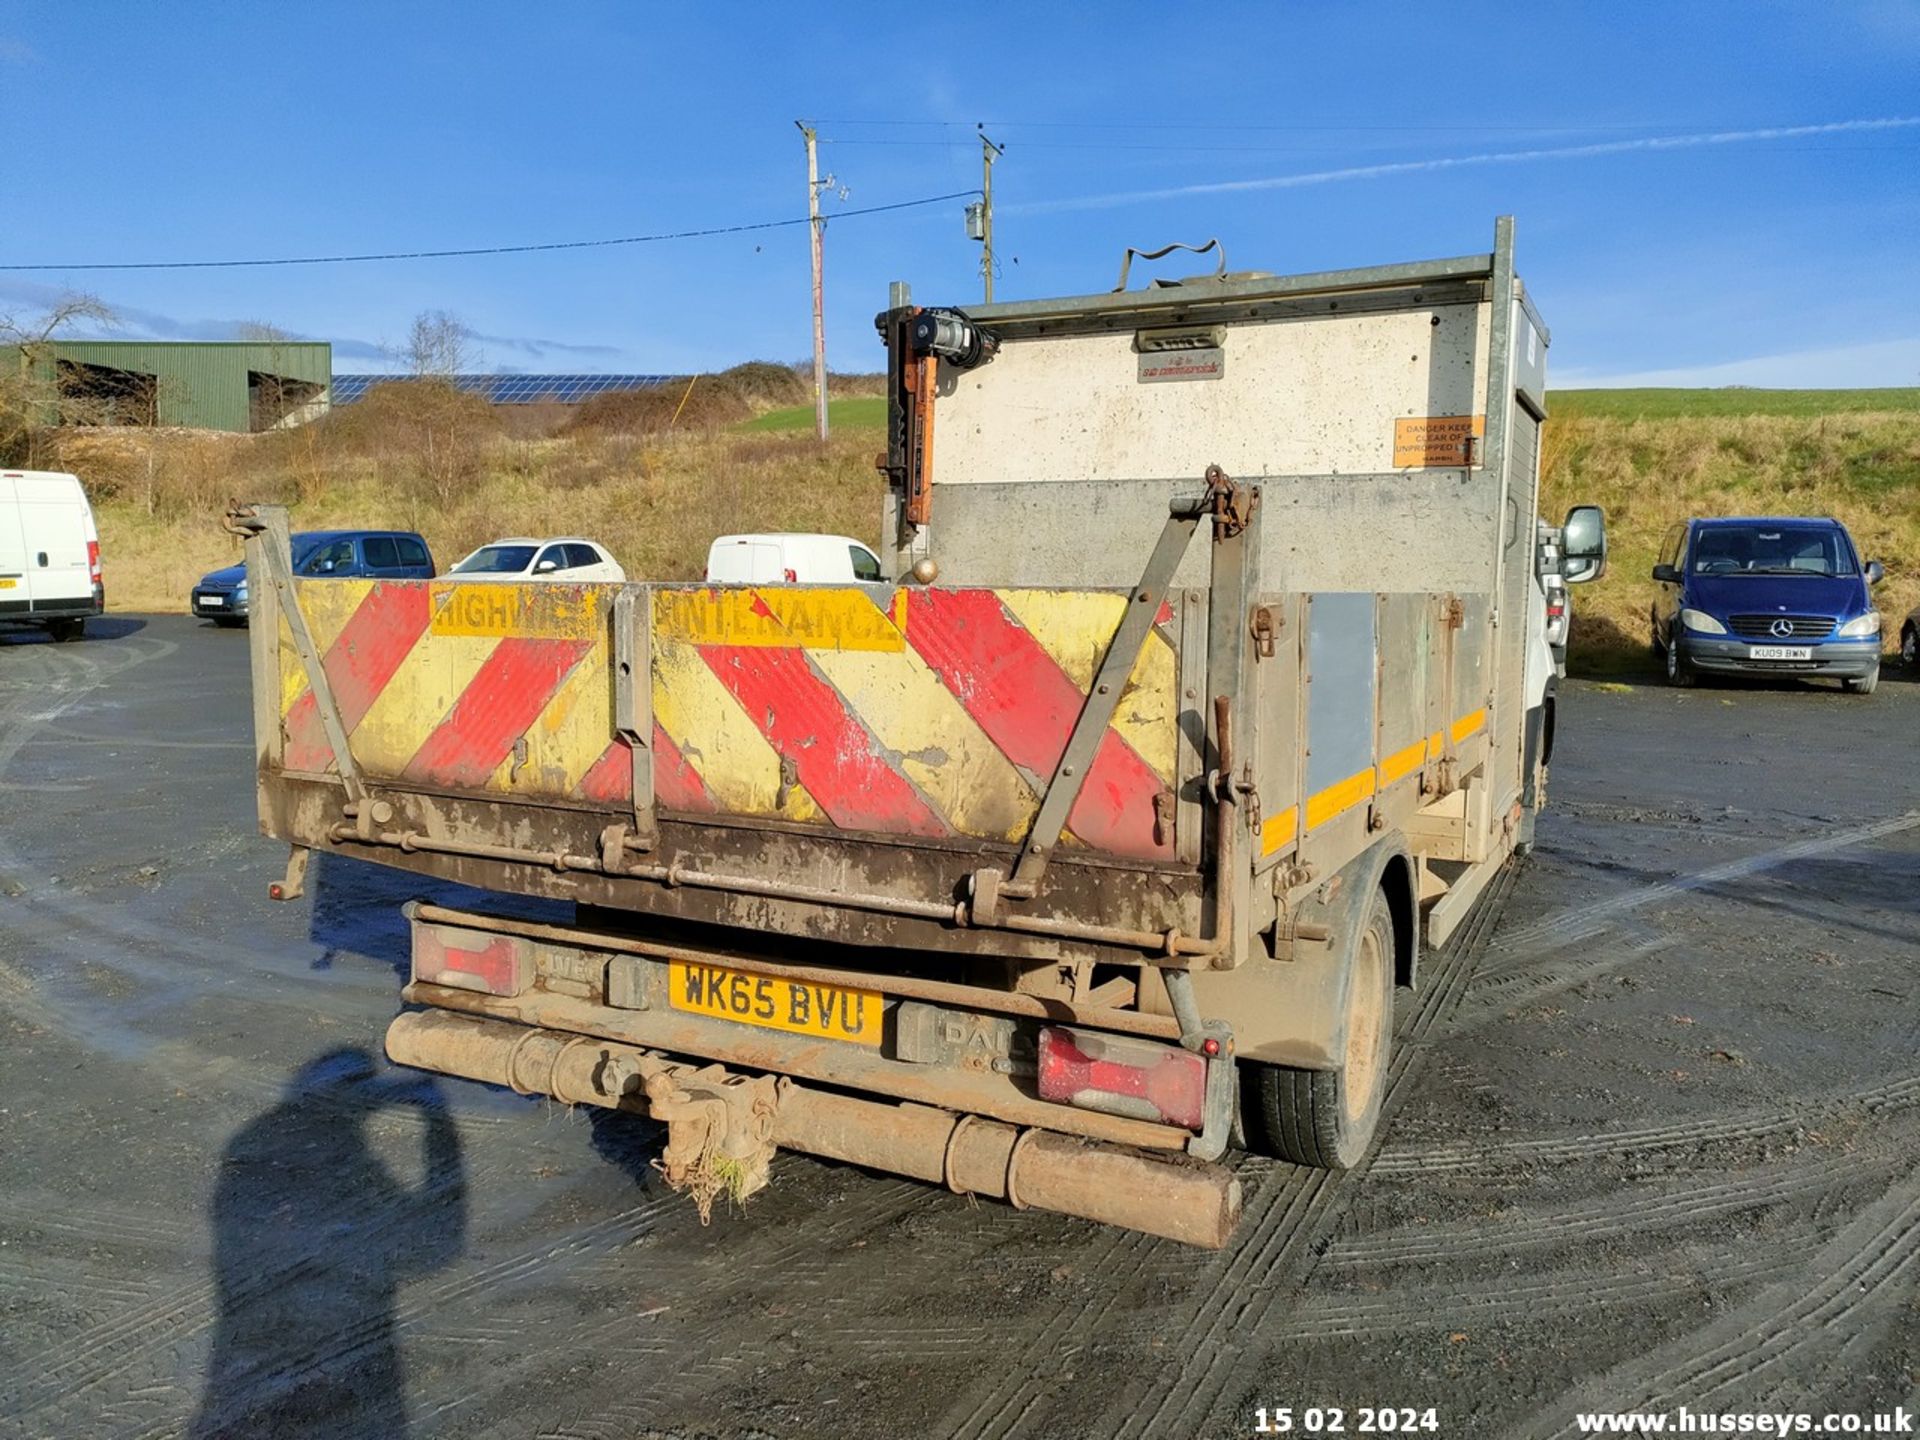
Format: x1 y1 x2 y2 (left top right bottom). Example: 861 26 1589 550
1242 887 1395 1170
47 618 85 643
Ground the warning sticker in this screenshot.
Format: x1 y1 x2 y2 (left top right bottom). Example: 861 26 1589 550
1393 414 1484 468
1138 348 1225 384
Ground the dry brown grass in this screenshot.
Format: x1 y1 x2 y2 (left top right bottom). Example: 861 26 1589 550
1539 410 1920 669
59 387 1920 670
72 420 884 611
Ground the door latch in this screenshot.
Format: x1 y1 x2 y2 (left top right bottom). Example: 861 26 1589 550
1250 605 1278 659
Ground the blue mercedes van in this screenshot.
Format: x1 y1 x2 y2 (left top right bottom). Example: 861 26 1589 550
1650 516 1885 693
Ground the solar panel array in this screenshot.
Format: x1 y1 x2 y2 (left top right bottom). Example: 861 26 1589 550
330 373 677 405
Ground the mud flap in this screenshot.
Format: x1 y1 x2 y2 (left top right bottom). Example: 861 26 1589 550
1516 686 1553 857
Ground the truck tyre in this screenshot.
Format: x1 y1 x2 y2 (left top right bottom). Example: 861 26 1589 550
47 618 85 644
1242 886 1395 1170
1843 664 1879 696
1902 625 1918 669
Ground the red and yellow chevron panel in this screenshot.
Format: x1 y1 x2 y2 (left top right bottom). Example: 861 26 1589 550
276 581 1181 862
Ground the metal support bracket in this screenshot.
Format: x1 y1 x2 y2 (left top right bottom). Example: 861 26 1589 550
224 502 366 807
609 586 656 853
1164 967 1236 1161
1005 475 1225 896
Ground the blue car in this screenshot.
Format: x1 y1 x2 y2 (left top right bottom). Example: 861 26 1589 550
1650 516 1885 694
191 529 436 625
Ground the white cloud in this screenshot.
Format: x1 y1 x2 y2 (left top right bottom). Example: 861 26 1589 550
1555 336 1920 389
1008 116 1920 216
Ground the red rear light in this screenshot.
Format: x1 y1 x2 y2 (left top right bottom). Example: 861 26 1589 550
86 540 101 583
783 567 798 583
1037 1025 1207 1130
1547 602 1565 618
411 921 529 996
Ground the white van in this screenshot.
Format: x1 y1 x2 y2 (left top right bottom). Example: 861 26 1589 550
0 470 104 642
704 533 884 584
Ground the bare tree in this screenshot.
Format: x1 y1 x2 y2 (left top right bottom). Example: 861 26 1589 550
232 320 296 344
0 293 117 462
400 310 478 378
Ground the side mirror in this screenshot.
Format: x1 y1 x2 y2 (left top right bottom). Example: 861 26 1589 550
534 559 559 574
1562 504 1607 584
1651 563 1681 584
1866 560 1885 585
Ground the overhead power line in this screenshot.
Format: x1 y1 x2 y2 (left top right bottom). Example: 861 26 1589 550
0 189 979 273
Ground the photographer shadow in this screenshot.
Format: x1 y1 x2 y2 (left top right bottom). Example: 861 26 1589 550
191 1047 466 1440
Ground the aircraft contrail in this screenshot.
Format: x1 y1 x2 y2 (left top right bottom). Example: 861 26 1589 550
1008 117 1920 215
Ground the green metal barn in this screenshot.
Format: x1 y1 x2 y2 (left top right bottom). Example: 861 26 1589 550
4 339 332 432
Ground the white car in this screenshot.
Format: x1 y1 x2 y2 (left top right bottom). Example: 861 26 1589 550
447 537 625 583
705 533 884 584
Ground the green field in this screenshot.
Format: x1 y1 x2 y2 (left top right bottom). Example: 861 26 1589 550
1551 387 1920 418
736 396 887 432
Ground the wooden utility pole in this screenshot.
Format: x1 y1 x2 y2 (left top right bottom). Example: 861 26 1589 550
798 121 829 440
980 131 1005 303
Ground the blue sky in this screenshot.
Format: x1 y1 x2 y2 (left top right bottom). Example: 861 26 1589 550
2 2 1916 386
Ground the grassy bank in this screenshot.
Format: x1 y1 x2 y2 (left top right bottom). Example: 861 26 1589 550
50 380 1920 679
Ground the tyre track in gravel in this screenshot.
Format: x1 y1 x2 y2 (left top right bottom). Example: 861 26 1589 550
0 638 522 1125
10 1169 679 1438
1085 863 1519 1440
1265 1243 1802 1342
1321 1160 1878 1269
1371 1070 1920 1179
1512 1165 1920 1438
1488 811 1920 958
461 1177 945 1440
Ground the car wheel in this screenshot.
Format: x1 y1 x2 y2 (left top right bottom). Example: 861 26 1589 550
1664 636 1694 687
1843 665 1879 696
1902 626 1918 669
1241 887 1396 1170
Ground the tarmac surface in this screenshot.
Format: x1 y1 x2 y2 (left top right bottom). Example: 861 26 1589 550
2 614 1917 1440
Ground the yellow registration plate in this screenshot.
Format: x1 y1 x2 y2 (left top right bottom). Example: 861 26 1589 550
667 960 883 1046
0 578 16 589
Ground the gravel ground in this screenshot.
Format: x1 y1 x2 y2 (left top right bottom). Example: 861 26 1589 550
2 615 1916 1440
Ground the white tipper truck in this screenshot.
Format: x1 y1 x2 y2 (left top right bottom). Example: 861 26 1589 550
238 215 1604 1247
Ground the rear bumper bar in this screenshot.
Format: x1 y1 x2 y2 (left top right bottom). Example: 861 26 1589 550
387 1007 1241 1247
398 902 1232 1156
0 586 104 621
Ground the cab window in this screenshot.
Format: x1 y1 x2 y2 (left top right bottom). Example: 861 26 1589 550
848 545 882 582
361 536 401 569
